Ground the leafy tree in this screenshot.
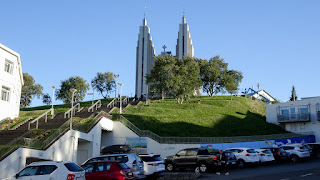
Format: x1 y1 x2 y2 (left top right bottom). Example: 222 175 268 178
20 73 43 108
55 76 90 103
225 70 243 100
290 86 298 101
42 93 52 105
91 72 116 98
198 56 228 96
169 56 202 104
146 55 175 99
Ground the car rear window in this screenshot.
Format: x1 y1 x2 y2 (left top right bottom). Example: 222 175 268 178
262 150 272 154
118 163 130 170
279 148 285 153
141 155 163 162
246 149 256 153
64 163 83 172
300 146 307 150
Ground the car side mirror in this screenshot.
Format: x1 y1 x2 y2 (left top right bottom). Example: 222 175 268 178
15 174 19 178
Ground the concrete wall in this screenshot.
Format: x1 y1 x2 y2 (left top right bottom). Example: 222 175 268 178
0 44 23 121
266 97 320 142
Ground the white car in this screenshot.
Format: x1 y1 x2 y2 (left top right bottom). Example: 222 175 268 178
225 148 260 168
83 153 146 179
139 154 165 177
255 149 275 163
281 144 310 162
4 161 85 180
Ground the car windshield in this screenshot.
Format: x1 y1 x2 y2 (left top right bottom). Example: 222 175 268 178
64 163 83 172
263 150 272 154
141 155 163 162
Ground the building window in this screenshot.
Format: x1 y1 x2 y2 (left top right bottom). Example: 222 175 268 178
4 59 14 74
1 86 10 102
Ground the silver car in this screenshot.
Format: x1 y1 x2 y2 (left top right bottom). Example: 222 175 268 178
281 144 310 162
83 153 146 179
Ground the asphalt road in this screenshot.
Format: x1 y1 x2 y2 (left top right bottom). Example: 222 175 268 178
199 159 320 180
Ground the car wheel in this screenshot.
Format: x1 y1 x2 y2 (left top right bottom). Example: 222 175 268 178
198 162 208 173
237 159 245 168
166 162 174 172
291 155 299 163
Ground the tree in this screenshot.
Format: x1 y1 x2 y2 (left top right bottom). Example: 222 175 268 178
169 56 202 104
55 76 90 103
91 72 116 98
198 56 228 96
146 55 176 100
20 73 43 108
290 86 298 101
224 70 243 100
42 93 52 105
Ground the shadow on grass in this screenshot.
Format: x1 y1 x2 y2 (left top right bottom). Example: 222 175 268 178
122 111 287 137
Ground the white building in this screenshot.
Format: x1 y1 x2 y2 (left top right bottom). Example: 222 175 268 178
135 18 155 98
266 97 320 142
0 43 23 121
252 90 276 103
176 16 194 60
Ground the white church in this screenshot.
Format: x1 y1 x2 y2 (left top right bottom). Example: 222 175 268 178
0 43 23 121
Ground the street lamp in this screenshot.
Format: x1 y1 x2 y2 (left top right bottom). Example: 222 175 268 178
51 86 56 116
70 88 77 130
114 74 119 98
118 83 123 114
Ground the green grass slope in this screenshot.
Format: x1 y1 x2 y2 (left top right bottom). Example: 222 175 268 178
122 96 287 137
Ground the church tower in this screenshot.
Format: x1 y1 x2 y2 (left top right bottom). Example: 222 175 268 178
135 18 155 98
176 16 194 60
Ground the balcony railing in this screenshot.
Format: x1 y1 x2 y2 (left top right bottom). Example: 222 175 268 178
277 113 310 123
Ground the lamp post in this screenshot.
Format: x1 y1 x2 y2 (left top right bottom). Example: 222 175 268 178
70 88 77 130
51 86 56 116
114 74 119 98
118 83 123 114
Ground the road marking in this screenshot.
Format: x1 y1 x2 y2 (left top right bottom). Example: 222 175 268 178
280 178 290 180
300 173 313 177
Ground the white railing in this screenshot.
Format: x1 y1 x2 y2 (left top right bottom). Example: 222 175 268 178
64 103 81 119
122 97 128 105
88 100 101 112
107 98 116 108
28 108 53 130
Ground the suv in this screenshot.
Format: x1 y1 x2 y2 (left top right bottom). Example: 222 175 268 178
139 154 165 177
81 161 134 180
224 148 259 168
281 144 310 162
261 147 287 163
83 153 145 179
5 161 85 180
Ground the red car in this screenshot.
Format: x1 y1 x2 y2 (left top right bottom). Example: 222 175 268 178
81 161 134 180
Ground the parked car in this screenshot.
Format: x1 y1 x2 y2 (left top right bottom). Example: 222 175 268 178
305 143 320 158
164 148 218 173
5 161 85 180
101 144 131 155
224 148 260 168
81 161 134 180
261 147 287 163
255 149 275 163
212 151 238 168
83 153 145 179
281 144 310 162
139 154 165 177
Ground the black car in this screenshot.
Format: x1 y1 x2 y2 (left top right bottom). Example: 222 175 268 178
212 151 237 168
305 143 320 158
261 147 287 162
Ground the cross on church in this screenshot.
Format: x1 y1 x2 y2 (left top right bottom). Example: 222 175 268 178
162 45 167 53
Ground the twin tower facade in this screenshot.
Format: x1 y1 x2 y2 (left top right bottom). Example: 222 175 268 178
135 16 194 98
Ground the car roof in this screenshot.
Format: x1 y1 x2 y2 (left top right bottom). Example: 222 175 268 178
29 161 65 166
226 147 253 150
139 154 161 157
282 144 302 147
83 160 122 164
96 153 135 157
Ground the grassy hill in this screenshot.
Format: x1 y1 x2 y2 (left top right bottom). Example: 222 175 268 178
121 96 287 137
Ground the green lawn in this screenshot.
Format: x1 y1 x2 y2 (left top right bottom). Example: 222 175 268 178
121 96 286 137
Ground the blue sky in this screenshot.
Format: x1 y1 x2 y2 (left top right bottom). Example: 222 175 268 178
1 0 319 106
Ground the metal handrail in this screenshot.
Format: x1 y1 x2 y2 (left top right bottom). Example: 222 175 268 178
107 98 116 108
88 100 101 112
28 108 53 130
116 115 307 144
277 113 310 122
64 103 80 119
